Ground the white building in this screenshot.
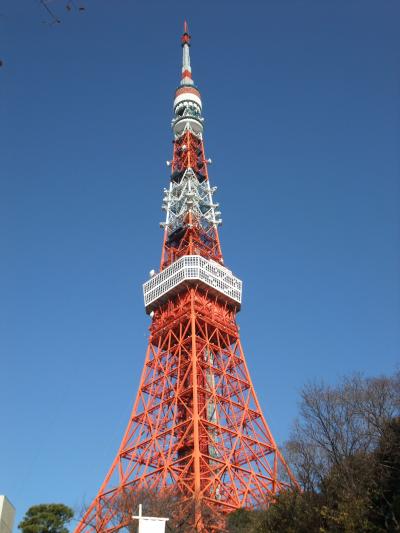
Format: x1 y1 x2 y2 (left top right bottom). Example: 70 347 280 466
0 496 15 533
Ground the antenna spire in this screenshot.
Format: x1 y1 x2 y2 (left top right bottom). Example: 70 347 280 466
180 20 193 86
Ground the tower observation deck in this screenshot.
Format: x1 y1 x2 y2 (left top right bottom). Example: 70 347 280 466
74 22 297 533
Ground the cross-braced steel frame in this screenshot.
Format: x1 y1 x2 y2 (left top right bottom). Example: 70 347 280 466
75 289 297 532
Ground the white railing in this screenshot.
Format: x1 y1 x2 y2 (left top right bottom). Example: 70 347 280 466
143 255 242 313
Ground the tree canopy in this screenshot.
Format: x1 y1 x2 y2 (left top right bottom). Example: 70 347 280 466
18 503 74 533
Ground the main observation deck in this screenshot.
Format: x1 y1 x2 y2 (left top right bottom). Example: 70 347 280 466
143 255 242 314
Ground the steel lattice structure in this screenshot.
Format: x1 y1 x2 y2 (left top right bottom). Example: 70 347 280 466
75 22 297 533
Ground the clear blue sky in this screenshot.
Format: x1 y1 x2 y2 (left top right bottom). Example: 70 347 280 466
1 0 399 528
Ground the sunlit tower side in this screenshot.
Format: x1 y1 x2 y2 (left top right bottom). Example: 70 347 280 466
74 23 297 533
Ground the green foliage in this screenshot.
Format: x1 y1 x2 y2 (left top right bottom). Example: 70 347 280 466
259 491 323 533
317 453 375 532
227 507 262 532
229 492 323 532
18 504 74 533
369 417 400 530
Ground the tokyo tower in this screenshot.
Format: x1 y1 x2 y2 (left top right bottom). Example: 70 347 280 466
75 22 297 533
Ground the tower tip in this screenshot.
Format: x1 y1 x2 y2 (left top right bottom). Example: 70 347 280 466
182 20 191 46
179 19 195 88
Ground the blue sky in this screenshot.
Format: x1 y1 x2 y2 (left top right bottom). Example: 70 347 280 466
1 0 399 528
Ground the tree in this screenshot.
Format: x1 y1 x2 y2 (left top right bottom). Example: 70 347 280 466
284 372 400 492
19 504 74 533
258 490 323 533
227 507 261 532
369 417 400 530
227 372 400 533
318 452 378 532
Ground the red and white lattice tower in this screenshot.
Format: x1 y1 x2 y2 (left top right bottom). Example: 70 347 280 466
75 23 297 533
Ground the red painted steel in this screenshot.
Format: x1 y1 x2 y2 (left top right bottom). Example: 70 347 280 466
74 27 297 533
